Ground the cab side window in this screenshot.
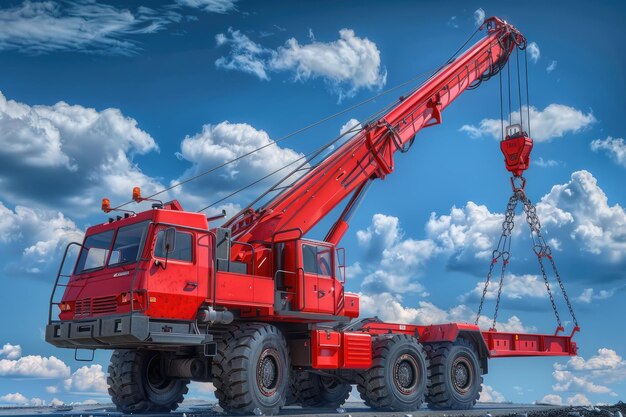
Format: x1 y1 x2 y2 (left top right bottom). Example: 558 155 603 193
302 244 332 277
154 230 193 262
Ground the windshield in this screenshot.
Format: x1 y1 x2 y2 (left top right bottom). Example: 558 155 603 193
74 222 149 274
109 222 150 267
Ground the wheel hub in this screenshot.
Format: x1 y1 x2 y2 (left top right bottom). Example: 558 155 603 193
393 354 419 395
451 356 473 395
257 348 281 397
145 355 174 395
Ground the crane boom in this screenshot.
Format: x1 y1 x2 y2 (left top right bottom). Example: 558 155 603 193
226 17 525 245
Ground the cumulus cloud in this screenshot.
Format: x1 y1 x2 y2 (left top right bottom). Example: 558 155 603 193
460 104 595 142
0 91 164 215
576 288 616 303
359 292 534 333
591 137 626 168
215 28 387 100
0 202 84 275
479 384 506 403
0 392 45 406
0 343 22 360
172 121 303 210
538 394 563 405
474 8 486 27
0 1 181 55
64 365 108 393
46 386 59 394
0 354 70 378
536 170 626 262
461 273 548 302
357 214 438 293
566 393 592 406
545 348 626 400
554 348 626 384
425 201 512 263
175 0 237 13
425 170 626 280
527 42 540 63
553 370 614 395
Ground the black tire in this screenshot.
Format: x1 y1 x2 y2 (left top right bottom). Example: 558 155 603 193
292 371 351 408
356 335 429 411
212 323 290 415
425 338 483 410
107 349 189 413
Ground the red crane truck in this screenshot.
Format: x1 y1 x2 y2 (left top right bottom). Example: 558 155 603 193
46 17 578 415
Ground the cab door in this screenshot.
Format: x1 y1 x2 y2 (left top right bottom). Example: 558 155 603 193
148 227 200 320
299 242 336 314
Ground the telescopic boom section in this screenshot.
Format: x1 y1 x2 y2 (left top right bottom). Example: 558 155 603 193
226 17 525 245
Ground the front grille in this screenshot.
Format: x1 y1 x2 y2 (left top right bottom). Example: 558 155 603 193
92 296 118 315
74 296 118 318
74 298 91 317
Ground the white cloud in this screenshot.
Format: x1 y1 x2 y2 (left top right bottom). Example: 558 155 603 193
0 392 28 405
461 273 548 302
591 137 626 168
527 42 540 63
553 370 614 395
50 398 64 406
0 202 84 275
423 170 626 278
545 348 626 400
479 384 506 403
576 288 615 303
425 201 511 262
357 214 438 293
0 353 70 378
547 60 558 73
538 394 563 405
0 343 21 360
536 170 626 262
46 386 59 394
175 0 237 13
460 104 595 142
0 1 181 55
0 91 164 215
214 28 270 80
535 157 560 168
554 348 626 384
215 28 387 100
473 8 485 27
172 121 303 209
0 392 45 406
64 365 108 393
566 393 592 406
359 293 534 333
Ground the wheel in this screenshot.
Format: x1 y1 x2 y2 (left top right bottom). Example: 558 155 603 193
212 323 290 415
425 338 483 410
107 349 189 413
292 371 351 408
356 335 429 411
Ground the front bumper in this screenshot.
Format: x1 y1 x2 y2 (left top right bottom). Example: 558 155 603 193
46 315 209 349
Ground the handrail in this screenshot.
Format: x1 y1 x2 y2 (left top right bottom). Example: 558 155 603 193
48 242 83 324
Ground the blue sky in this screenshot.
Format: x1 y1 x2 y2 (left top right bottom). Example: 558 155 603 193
0 0 625 408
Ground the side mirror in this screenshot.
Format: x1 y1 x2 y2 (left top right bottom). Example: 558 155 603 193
163 227 176 254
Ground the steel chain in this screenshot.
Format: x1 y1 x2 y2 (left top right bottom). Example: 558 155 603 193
476 178 579 330
476 192 519 327
520 193 578 328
